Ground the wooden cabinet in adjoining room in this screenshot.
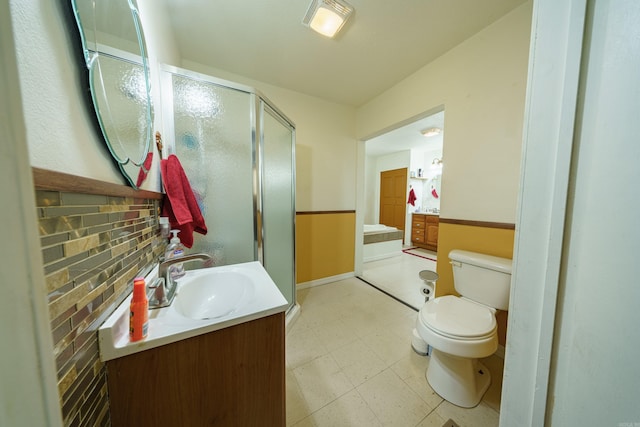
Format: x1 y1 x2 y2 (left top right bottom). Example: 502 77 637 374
411 213 439 251
411 214 426 245
425 215 439 250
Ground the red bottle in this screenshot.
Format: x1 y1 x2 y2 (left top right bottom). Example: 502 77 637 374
129 277 149 342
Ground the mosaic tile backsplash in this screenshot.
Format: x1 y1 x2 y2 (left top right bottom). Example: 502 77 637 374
36 189 165 427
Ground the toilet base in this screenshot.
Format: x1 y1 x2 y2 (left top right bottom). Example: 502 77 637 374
411 328 430 356
426 349 491 408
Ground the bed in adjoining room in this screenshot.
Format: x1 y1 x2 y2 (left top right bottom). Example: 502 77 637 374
363 224 404 262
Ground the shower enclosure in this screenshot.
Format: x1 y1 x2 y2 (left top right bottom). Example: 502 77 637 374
160 65 296 312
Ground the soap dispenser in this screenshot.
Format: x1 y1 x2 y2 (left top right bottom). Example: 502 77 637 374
165 230 186 280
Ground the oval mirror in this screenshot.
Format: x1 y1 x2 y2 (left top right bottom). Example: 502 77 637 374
70 0 154 188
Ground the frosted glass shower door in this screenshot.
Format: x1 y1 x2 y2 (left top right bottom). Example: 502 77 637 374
261 103 296 309
167 71 256 265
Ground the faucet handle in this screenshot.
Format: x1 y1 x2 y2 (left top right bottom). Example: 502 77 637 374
148 277 168 307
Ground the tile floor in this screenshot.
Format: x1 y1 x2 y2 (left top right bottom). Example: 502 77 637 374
360 248 438 310
286 270 504 427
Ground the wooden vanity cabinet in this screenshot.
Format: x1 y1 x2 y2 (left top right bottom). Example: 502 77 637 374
411 213 439 251
411 214 426 245
425 215 439 250
106 312 285 427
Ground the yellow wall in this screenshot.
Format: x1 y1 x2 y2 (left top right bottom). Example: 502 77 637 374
436 221 515 345
296 212 355 284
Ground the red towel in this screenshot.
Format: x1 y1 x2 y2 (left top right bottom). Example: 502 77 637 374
407 188 417 206
160 154 207 248
135 152 154 187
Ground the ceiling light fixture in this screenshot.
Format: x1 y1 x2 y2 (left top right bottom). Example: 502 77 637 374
421 127 442 137
303 0 354 38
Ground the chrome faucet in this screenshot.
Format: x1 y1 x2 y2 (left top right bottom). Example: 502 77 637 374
148 253 214 309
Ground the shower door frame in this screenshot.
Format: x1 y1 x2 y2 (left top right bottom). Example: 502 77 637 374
255 98 297 314
160 64 297 313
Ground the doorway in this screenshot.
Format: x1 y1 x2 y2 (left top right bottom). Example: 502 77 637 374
357 108 444 309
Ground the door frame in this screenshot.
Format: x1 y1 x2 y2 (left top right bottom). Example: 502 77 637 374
500 0 587 424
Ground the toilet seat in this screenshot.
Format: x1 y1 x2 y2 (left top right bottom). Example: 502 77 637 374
419 295 496 340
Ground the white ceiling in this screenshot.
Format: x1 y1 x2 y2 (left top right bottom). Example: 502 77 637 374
160 0 526 156
161 0 527 107
365 110 445 157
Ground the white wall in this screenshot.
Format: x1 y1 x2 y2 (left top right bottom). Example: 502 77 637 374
415 147 443 212
9 0 125 185
137 0 181 67
136 0 182 191
181 60 358 212
9 0 174 192
547 0 640 424
363 155 377 224
357 2 532 224
1 2 63 425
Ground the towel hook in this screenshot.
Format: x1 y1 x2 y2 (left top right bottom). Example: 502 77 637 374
155 131 163 159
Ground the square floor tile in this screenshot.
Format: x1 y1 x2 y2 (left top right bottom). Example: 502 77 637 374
286 325 329 369
293 354 355 413
308 389 382 427
362 328 413 367
330 339 387 387
391 352 444 409
479 355 504 412
357 368 433 426
312 317 359 352
287 369 313 425
416 411 447 427
435 401 499 427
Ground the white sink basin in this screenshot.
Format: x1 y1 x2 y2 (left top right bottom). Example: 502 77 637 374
98 261 288 362
173 269 255 320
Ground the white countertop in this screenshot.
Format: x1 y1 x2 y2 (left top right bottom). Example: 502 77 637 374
98 261 288 362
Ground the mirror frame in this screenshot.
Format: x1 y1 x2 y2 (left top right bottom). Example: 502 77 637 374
70 0 154 188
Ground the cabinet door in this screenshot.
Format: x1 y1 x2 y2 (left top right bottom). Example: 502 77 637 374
106 314 285 426
426 224 438 246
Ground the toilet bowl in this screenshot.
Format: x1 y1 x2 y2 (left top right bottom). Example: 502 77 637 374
415 250 512 408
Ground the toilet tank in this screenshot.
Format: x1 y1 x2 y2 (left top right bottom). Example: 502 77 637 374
449 250 512 311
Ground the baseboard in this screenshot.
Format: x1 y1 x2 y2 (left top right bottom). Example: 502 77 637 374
296 272 355 290
285 303 301 334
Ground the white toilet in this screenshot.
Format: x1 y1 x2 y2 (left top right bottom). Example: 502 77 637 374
415 249 512 408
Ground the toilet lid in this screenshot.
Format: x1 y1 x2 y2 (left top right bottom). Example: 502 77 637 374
420 295 497 339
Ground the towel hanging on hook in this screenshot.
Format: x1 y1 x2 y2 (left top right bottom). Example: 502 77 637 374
407 187 417 206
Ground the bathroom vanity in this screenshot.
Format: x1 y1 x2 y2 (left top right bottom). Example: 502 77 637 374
98 261 288 426
106 313 285 426
411 213 439 251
